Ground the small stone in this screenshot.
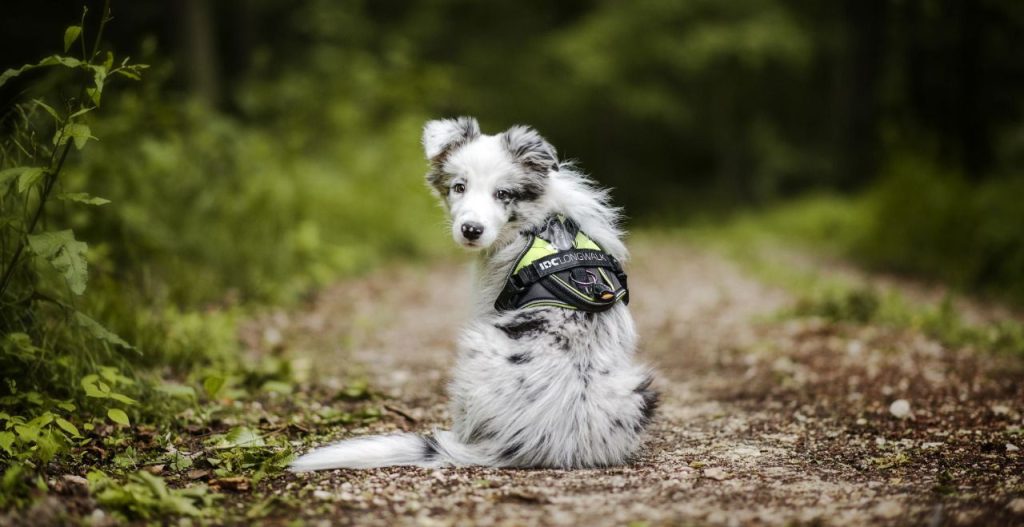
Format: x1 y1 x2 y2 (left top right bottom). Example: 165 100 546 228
874 500 903 518
1009 498 1024 514
889 399 911 419
62 474 88 486
1007 443 1020 452
313 490 333 501
703 467 731 481
856 418 867 426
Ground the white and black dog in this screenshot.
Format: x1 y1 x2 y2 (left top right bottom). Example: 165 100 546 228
290 117 657 471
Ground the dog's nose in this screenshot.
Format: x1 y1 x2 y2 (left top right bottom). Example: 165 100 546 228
461 222 484 241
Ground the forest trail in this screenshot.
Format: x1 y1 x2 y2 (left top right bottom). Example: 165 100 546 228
276 238 1024 527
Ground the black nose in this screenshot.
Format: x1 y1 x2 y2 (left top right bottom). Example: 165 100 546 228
461 222 484 241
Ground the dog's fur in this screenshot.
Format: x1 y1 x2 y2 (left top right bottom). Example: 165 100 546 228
289 117 657 471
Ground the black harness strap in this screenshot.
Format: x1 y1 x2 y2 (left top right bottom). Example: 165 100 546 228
495 217 629 312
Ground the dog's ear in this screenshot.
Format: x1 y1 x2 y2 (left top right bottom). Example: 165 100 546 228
422 117 480 165
502 125 558 175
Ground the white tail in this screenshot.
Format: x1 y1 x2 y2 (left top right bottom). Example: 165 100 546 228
288 430 492 472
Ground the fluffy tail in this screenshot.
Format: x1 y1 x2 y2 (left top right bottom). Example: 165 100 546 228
288 430 487 472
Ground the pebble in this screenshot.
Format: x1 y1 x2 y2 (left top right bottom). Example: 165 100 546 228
62 474 89 486
703 467 731 481
873 500 903 518
1007 443 1020 452
889 399 911 419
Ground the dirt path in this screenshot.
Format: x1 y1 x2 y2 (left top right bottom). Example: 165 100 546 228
279 239 1024 526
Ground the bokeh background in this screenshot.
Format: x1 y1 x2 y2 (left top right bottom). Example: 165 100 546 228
5 0 1024 308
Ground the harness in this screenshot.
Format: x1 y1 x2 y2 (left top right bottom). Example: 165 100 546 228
495 215 629 312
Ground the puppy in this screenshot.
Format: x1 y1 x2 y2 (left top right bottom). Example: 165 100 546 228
290 117 656 470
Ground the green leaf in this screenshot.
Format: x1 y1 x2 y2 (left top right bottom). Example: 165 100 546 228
0 55 83 88
39 55 82 68
0 432 14 455
86 87 101 106
27 230 72 258
54 123 95 150
107 409 130 427
74 312 133 349
69 106 93 119
90 65 107 98
99 366 134 386
14 424 40 443
33 99 61 121
16 167 46 194
63 26 82 52
34 430 61 462
106 393 138 406
212 427 265 449
59 192 110 206
53 239 88 294
81 374 103 398
28 230 89 294
202 375 226 399
0 167 35 188
155 383 196 400
54 418 80 438
113 69 141 81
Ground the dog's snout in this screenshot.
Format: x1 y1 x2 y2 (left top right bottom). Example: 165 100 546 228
461 222 485 241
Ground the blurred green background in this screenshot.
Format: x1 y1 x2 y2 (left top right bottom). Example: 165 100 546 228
5 0 1024 306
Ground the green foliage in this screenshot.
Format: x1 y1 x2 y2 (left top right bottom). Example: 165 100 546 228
0 7 147 467
87 470 215 520
794 288 881 325
793 286 1024 357
856 155 1024 303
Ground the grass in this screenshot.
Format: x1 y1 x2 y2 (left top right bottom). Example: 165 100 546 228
659 195 1024 358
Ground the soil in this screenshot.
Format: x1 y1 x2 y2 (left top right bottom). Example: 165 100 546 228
264 239 1024 527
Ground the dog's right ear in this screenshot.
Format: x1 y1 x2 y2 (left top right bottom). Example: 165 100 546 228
422 117 480 166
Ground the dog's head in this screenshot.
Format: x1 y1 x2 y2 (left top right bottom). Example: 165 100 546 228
422 117 557 250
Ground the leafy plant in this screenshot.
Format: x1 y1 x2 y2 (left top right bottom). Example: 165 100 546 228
87 470 215 520
0 2 145 462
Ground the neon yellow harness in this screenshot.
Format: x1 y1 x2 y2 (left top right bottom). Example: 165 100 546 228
495 216 629 312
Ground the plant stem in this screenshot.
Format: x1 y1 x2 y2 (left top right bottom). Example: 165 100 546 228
0 1 109 298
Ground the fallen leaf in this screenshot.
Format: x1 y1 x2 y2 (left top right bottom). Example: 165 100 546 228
210 476 250 492
187 469 211 481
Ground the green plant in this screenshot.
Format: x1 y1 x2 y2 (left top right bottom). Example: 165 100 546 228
87 470 215 520
0 3 146 462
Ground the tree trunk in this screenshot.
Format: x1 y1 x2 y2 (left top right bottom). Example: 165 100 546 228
175 0 221 107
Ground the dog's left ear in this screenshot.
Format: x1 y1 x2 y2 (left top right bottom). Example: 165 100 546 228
502 125 558 174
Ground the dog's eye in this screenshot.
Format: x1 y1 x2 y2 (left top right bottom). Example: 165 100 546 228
452 183 466 194
495 189 512 202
